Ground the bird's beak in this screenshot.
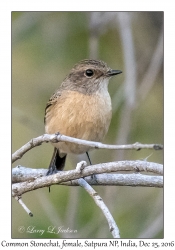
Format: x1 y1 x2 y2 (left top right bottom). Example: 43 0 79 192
107 69 122 77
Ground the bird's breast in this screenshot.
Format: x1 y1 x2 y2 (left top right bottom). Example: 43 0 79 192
45 90 112 154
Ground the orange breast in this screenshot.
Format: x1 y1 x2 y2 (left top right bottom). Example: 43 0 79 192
45 90 112 154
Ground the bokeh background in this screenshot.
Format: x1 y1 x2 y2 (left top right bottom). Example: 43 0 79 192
12 12 163 239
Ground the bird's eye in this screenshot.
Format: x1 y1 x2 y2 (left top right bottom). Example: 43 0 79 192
85 69 94 77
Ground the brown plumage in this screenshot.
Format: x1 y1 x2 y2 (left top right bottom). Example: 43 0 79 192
44 59 122 175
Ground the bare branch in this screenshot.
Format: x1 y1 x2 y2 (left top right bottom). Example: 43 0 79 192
12 133 163 163
12 165 46 183
12 165 163 188
14 196 33 217
78 178 120 238
12 160 163 197
63 174 163 188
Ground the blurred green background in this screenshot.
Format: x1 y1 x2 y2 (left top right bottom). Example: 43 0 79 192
12 12 163 239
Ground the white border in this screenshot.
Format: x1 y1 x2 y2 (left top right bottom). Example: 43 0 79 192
1 0 175 246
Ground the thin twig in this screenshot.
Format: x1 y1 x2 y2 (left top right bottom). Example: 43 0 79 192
14 196 33 217
78 178 120 238
12 133 163 163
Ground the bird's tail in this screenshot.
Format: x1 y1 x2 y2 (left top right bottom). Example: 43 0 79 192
46 147 67 175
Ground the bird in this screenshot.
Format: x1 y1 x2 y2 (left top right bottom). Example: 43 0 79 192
44 59 122 175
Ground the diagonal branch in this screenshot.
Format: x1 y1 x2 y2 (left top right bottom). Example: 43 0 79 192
78 178 120 238
14 196 33 217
